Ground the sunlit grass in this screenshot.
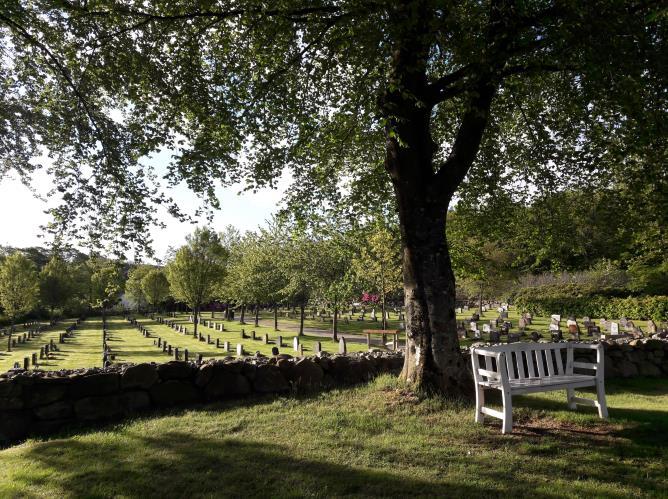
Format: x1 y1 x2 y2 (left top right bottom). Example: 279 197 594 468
0 376 665 497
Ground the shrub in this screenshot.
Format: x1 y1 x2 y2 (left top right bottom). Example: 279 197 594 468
513 286 668 321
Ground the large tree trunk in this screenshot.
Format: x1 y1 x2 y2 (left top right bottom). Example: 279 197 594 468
332 306 338 342
254 303 259 327
479 283 484 316
240 305 246 324
381 2 497 396
397 199 471 396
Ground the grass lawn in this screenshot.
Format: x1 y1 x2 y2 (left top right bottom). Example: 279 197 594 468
0 319 78 372
0 308 647 374
0 376 665 497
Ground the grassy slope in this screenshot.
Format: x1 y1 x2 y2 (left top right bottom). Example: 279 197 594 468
0 376 665 498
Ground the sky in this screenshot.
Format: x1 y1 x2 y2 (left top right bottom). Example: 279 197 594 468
0 152 289 263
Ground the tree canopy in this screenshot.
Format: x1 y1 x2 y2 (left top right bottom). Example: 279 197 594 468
1 0 664 393
0 252 39 324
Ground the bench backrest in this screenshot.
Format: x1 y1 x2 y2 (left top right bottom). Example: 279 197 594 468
472 343 577 383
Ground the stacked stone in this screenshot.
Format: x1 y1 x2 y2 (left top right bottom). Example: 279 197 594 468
0 350 404 445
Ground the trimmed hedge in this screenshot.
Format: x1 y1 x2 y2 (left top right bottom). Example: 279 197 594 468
513 285 668 320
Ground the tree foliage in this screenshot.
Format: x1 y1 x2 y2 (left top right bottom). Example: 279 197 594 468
0 252 39 322
141 268 170 311
166 227 228 332
39 255 72 315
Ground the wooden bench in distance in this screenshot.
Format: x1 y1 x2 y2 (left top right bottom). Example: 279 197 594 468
363 329 401 351
471 342 607 434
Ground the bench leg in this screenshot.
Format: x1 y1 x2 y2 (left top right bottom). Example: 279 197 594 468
596 380 608 419
474 384 485 424
501 388 513 434
566 387 577 410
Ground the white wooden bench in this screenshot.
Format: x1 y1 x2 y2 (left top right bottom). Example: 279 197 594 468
471 342 608 434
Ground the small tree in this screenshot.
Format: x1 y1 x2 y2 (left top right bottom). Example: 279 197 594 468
166 227 228 336
352 224 402 330
90 262 125 320
39 255 72 317
0 252 39 350
125 265 152 312
141 268 170 312
225 230 286 328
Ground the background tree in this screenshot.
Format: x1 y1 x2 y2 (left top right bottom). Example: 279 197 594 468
352 224 402 330
125 265 152 312
0 252 39 350
2 1 663 394
39 255 72 317
141 268 170 312
312 232 355 341
166 227 228 336
90 262 124 319
225 230 286 328
277 233 320 337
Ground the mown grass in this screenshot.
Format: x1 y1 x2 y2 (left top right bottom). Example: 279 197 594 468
136 313 369 360
0 319 78 372
0 376 665 498
0 307 642 374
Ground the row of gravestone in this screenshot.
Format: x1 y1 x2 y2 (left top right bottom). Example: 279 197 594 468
128 315 353 362
4 319 83 375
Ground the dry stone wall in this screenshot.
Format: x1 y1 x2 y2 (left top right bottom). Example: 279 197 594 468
0 351 403 446
2 338 666 446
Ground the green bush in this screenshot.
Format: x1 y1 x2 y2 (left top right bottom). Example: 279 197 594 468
513 286 668 321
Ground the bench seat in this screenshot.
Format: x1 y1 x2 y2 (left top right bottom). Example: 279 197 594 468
471 342 608 433
484 374 596 393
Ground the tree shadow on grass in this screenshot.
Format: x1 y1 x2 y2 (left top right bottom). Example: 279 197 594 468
16 435 491 498
6 378 668 497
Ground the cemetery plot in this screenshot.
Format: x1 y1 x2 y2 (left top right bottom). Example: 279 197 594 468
27 319 105 371
0 319 78 373
143 313 369 359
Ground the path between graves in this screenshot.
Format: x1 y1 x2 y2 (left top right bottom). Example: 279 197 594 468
255 319 368 344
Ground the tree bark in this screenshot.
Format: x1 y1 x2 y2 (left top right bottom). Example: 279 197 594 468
254 303 259 327
332 306 338 342
479 283 484 316
299 303 305 337
240 305 246 324
273 305 278 331
193 306 199 337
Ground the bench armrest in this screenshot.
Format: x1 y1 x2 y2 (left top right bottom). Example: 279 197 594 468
570 343 603 351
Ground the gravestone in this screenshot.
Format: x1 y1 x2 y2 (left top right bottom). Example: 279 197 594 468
339 337 347 354
271 346 279 355
184 349 189 362
474 329 482 339
297 344 304 356
263 334 269 344
237 344 244 356
610 322 619 335
224 341 230 352
314 341 322 353
647 320 657 334
293 337 300 351
483 324 491 333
